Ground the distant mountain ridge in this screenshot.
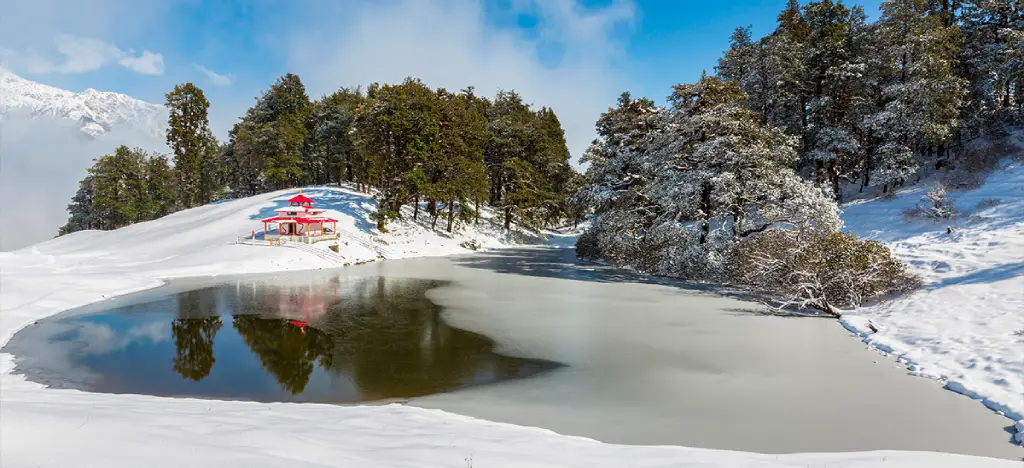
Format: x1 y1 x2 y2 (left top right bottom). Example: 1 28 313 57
0 68 167 139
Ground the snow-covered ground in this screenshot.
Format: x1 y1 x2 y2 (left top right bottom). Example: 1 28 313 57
841 141 1024 443
3 184 1016 466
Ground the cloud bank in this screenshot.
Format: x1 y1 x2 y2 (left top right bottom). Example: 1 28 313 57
0 35 164 75
0 113 167 251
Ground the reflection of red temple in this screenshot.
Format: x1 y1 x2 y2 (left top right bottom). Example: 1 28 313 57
257 279 344 329
261 191 339 244
289 320 309 334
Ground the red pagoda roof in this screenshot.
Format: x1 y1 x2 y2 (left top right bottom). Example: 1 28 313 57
287 194 315 204
261 216 338 223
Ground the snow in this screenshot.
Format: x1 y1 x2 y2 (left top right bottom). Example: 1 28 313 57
841 137 1024 443
0 67 167 139
2 185 1016 466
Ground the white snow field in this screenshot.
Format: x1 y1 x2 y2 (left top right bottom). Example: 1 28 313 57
0 185 1018 467
841 138 1024 444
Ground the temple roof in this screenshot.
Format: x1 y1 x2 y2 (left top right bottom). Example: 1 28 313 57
287 194 315 204
261 216 338 224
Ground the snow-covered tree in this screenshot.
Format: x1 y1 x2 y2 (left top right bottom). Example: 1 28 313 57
903 182 959 220
577 78 841 278
959 0 1024 135
730 231 920 316
801 1 872 201
863 0 967 187
574 92 664 265
646 76 841 277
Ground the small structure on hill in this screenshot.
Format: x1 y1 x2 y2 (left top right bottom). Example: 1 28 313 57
260 191 339 243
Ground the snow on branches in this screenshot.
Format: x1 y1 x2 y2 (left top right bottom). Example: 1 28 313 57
575 76 914 315
730 231 920 317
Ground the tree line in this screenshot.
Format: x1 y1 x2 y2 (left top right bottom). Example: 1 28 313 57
60 76 579 235
572 0 1021 314
715 0 1022 201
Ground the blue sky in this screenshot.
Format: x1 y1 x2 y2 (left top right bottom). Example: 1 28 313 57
1 0 885 159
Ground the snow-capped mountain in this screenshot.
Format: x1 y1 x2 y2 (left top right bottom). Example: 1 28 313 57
0 68 167 139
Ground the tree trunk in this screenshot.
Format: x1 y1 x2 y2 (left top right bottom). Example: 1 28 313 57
830 160 841 203
446 199 455 233
504 206 512 231
699 183 711 244
413 194 420 221
428 199 439 230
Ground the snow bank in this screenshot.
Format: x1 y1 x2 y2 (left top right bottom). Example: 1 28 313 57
842 151 1024 443
1 185 1017 466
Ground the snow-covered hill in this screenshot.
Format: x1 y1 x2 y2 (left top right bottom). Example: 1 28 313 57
0 68 167 138
841 132 1024 444
0 186 1016 468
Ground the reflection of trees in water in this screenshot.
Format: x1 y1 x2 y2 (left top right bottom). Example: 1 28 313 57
231 316 333 394
171 288 223 381
317 276 544 400
171 318 222 381
173 275 552 399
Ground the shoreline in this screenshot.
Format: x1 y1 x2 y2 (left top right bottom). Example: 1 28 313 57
1 188 1019 466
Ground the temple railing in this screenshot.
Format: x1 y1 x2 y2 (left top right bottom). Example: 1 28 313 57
235 233 339 245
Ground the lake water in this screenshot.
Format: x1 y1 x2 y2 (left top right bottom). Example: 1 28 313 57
5 246 1022 460
4 275 558 403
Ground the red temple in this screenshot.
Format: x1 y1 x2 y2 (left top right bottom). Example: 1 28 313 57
260 191 339 243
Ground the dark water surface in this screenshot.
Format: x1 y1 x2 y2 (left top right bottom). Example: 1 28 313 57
5 274 558 403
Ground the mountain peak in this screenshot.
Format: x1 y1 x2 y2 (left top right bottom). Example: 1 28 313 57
0 70 167 139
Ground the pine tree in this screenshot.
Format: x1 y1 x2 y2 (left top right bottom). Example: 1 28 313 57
352 78 441 231
165 83 214 209
89 146 152 229
423 88 489 232
59 174 97 235
533 107 574 225
864 0 966 188
764 0 811 137
145 155 176 219
309 87 365 185
229 121 272 197
265 112 306 189
485 90 549 230
801 1 871 201
717 26 758 86
959 0 1024 135
577 78 841 277
194 133 222 205
575 92 663 263
228 73 312 195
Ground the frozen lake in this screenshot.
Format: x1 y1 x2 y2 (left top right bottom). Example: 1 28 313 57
4 276 557 403
6 246 1021 460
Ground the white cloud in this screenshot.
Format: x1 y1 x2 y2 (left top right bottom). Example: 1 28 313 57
195 64 233 86
119 50 164 75
287 0 635 166
0 35 164 75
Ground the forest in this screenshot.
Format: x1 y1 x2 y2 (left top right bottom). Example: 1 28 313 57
574 0 1021 314
60 76 580 235
57 0 1021 315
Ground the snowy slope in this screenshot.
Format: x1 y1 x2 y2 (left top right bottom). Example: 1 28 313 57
1 186 1017 467
0 67 167 138
0 184 541 349
841 136 1024 443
